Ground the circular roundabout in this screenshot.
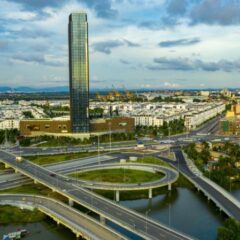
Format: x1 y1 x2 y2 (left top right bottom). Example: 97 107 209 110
68 163 179 201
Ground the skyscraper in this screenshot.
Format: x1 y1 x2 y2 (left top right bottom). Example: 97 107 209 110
68 12 89 133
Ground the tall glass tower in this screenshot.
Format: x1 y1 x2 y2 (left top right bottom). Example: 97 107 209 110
68 12 89 133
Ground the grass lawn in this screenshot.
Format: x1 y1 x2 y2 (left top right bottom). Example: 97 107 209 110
0 163 5 170
70 168 164 184
0 206 46 224
26 151 104 165
135 156 172 168
0 184 67 203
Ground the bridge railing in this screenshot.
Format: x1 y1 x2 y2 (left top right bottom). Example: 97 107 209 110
182 151 240 214
0 150 193 240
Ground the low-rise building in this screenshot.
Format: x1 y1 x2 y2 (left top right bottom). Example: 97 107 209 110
0 119 19 130
20 117 134 137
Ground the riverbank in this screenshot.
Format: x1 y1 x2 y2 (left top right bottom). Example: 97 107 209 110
0 206 45 224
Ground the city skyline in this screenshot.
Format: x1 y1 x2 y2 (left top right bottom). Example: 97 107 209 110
0 0 240 89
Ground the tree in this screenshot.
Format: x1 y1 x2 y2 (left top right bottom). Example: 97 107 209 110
218 218 240 240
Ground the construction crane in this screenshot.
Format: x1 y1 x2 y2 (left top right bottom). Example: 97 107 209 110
122 84 134 99
95 92 103 101
112 84 121 99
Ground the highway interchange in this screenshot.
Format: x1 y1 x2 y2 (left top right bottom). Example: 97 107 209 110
1 115 240 240
0 150 192 240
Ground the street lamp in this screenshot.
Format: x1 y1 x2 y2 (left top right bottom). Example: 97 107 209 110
168 126 171 157
97 135 100 165
109 122 112 152
145 209 151 233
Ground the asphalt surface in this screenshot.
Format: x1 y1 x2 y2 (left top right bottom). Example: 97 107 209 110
0 154 117 190
68 163 178 191
0 194 127 240
0 150 192 240
158 148 240 221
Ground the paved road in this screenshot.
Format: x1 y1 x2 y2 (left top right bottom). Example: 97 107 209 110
0 194 127 240
0 154 117 190
0 150 193 240
68 163 178 191
157 148 240 221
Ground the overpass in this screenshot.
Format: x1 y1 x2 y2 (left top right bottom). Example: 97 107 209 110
0 194 127 240
158 148 240 221
0 150 193 240
0 154 117 190
68 163 179 201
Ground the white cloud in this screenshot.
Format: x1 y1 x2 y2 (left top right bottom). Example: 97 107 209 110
164 82 180 88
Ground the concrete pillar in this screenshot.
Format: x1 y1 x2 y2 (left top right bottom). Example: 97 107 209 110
14 169 18 173
34 179 37 184
148 188 152 199
168 183 172 191
68 199 74 207
100 215 105 224
116 190 120 202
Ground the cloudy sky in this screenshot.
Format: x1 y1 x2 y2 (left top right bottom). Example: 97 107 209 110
1 0 240 90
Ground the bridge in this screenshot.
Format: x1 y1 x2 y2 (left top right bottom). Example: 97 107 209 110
0 150 193 240
158 148 240 221
0 154 117 190
68 163 179 201
0 194 127 240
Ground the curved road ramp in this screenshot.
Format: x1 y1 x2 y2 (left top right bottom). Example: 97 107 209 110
0 194 127 240
0 150 193 240
69 163 179 201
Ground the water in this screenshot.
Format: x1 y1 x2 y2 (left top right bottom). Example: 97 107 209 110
0 188 231 240
121 188 225 240
0 220 75 240
232 189 240 201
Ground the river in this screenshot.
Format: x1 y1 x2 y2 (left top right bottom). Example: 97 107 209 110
0 187 228 240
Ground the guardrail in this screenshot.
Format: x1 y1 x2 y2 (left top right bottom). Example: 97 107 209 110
69 163 179 191
0 150 193 240
0 194 127 240
181 151 240 219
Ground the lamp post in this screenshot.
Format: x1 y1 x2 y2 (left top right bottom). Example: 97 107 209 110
145 209 151 233
109 122 112 152
168 126 171 157
97 135 100 165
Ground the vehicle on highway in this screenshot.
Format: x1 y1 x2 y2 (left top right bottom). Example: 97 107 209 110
15 156 22 162
49 173 56 177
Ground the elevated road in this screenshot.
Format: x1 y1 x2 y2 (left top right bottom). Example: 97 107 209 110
69 163 178 191
0 150 193 240
0 194 127 240
0 154 117 190
158 148 240 221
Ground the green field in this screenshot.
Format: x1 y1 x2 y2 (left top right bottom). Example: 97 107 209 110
0 184 67 203
135 156 172 167
70 168 164 184
26 151 104 165
0 205 46 224
0 163 5 170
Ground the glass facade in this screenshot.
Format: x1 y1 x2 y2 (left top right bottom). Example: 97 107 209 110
68 12 89 133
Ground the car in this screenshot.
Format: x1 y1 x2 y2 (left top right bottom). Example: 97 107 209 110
49 173 56 177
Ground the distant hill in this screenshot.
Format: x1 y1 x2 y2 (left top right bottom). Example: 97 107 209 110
0 86 237 93
0 86 69 93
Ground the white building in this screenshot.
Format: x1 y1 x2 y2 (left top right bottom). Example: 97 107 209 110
0 119 19 130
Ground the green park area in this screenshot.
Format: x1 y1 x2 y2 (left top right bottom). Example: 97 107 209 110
70 168 164 184
26 151 101 165
0 184 67 224
0 206 45 224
